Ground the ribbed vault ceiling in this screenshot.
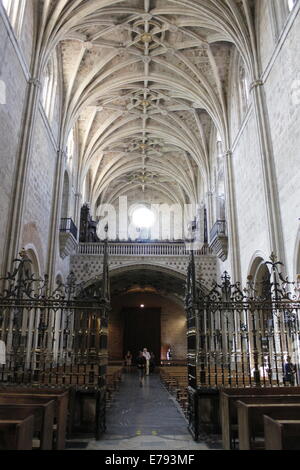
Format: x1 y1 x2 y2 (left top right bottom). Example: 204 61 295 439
38 0 256 211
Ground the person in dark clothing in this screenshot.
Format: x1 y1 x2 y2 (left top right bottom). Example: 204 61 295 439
149 351 155 373
136 351 146 387
166 347 172 361
284 356 296 385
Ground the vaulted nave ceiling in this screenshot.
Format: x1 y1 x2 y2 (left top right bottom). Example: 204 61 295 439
41 0 256 211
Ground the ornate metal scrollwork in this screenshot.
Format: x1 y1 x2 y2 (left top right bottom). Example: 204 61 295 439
0 247 111 383
187 254 300 389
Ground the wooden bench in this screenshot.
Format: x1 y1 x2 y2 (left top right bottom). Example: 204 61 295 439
0 398 55 450
0 388 69 450
0 362 108 442
264 415 300 450
237 401 300 450
220 387 300 449
33 364 102 387
0 415 34 450
159 367 189 416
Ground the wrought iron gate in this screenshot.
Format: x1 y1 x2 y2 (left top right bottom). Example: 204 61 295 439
185 252 300 438
0 249 110 437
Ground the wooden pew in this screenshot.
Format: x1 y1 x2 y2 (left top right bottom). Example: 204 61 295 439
159 366 189 416
264 415 300 450
33 364 102 387
0 415 34 450
237 401 300 450
220 387 300 449
0 389 69 450
0 397 55 450
0 362 107 442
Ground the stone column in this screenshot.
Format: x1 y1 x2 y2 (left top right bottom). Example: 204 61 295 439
250 79 285 264
2 76 42 277
46 148 67 287
205 191 214 238
74 192 83 233
223 150 241 283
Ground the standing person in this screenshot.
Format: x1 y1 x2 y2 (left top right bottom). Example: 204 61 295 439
150 351 155 373
124 350 132 372
284 356 296 385
143 348 151 375
136 351 146 387
166 347 172 362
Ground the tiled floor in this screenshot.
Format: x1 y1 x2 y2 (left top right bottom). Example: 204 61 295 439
67 371 221 450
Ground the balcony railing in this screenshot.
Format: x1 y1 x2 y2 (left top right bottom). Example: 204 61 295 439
210 220 227 241
209 220 228 261
60 218 78 240
77 242 212 257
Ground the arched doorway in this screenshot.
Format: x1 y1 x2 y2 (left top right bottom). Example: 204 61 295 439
107 266 187 366
246 256 272 382
21 246 41 368
110 292 186 365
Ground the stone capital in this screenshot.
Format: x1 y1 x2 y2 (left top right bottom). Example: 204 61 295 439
57 149 67 160
28 78 41 88
223 150 232 158
142 55 152 64
250 79 264 91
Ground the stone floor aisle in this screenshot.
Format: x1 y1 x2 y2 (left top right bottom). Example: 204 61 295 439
68 371 219 450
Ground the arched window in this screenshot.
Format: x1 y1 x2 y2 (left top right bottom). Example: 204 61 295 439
216 139 226 221
21 247 41 367
231 50 251 127
66 129 75 182
2 0 26 37
67 130 74 165
288 0 297 12
61 172 70 219
41 54 57 121
271 0 298 38
239 64 250 115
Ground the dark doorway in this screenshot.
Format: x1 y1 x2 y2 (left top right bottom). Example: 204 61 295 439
123 307 161 364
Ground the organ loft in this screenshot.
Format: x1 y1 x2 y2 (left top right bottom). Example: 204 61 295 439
0 0 299 453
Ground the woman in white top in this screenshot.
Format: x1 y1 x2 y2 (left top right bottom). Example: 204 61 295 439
143 348 151 375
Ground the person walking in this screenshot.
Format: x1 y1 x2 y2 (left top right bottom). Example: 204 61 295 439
143 347 151 375
136 351 146 387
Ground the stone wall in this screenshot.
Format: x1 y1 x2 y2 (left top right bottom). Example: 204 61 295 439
231 111 270 281
0 10 29 271
70 252 218 289
21 110 57 271
262 9 300 279
0 1 299 289
0 4 72 281
224 3 300 283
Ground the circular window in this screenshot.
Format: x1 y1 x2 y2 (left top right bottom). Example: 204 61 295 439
131 206 155 229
